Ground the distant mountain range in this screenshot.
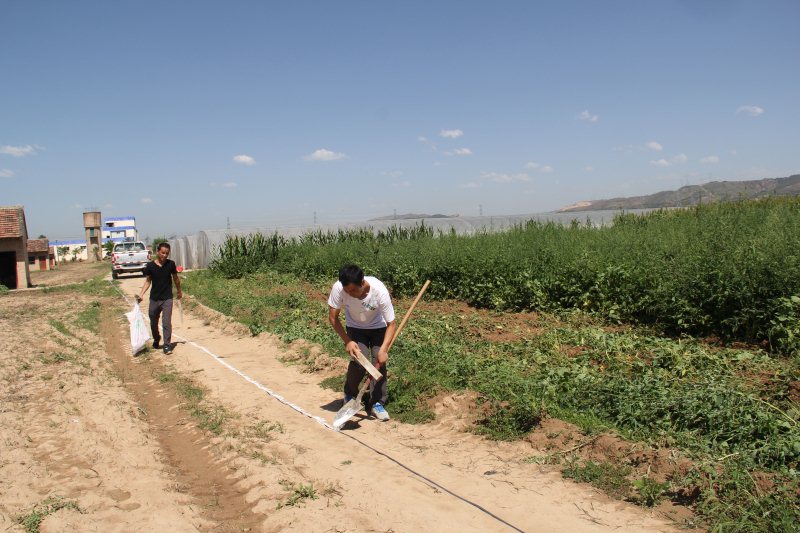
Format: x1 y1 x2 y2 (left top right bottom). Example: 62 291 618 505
558 174 800 212
369 213 457 221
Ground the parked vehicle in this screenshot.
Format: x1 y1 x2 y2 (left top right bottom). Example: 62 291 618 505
111 241 151 279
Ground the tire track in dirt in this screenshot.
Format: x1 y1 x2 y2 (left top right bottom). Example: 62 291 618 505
100 301 265 532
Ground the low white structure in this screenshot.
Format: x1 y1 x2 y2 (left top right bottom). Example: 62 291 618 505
169 210 655 271
51 240 89 263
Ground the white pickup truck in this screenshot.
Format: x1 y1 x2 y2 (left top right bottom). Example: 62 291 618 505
111 241 151 279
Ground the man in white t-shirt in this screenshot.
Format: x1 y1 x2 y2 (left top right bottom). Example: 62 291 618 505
328 264 396 421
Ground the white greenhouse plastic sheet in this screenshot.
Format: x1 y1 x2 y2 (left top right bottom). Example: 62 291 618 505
168 209 655 271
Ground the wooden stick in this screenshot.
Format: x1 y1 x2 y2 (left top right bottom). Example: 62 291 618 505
353 280 431 381
388 279 430 351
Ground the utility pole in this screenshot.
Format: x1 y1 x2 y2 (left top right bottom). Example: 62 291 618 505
314 211 317 224
479 204 483 216
393 209 397 220
226 217 231 230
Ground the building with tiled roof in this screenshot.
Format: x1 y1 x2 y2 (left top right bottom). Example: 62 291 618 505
27 238 53 271
0 205 32 289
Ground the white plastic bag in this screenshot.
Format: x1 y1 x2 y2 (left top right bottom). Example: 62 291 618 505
125 302 150 355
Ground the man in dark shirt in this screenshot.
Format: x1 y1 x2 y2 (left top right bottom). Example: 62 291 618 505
136 242 182 354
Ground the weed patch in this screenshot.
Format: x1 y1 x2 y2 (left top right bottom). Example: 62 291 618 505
156 369 232 435
17 496 82 532
277 480 318 508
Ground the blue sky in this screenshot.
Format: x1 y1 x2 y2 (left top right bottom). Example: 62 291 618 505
2 1 798 240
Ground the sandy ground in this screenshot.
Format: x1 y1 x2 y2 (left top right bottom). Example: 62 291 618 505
0 264 682 532
29 261 109 287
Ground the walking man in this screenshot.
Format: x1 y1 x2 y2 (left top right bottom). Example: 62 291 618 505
328 264 396 420
136 242 182 355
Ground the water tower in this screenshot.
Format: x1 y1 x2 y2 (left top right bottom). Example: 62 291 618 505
83 211 102 262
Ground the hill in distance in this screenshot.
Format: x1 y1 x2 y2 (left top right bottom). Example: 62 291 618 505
368 213 458 221
559 174 800 212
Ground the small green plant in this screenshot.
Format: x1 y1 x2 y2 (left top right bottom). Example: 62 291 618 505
48 319 71 337
248 419 284 441
74 301 101 333
17 496 82 533
562 459 632 499
156 369 230 435
41 352 71 365
251 451 279 465
278 480 318 508
632 476 670 507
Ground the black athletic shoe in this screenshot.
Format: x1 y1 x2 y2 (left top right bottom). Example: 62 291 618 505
163 342 173 355
152 340 160 349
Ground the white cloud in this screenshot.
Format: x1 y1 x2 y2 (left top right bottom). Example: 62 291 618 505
700 155 720 164
233 154 255 166
650 153 687 167
579 110 599 122
305 148 347 161
730 150 738 156
462 181 481 189
222 181 238 188
646 141 663 151
392 180 411 188
141 197 153 204
382 170 404 178
440 129 463 139
418 136 438 150
0 144 38 157
0 169 13 178
445 148 473 156
481 171 531 183
104 203 113 208
614 144 639 152
526 161 553 173
737 105 764 117
584 166 594 172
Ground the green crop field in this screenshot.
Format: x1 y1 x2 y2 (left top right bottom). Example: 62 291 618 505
185 197 800 531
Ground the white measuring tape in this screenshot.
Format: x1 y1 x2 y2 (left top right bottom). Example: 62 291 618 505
111 282 335 430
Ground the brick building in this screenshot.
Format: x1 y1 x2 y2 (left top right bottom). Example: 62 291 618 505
0 205 32 289
27 238 54 271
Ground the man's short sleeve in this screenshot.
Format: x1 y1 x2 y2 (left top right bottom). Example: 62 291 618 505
327 281 343 309
379 287 395 324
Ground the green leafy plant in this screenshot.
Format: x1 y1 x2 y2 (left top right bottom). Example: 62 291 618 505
17 496 82 533
632 476 670 507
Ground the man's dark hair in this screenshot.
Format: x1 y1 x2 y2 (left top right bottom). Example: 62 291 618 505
339 264 364 287
157 242 171 251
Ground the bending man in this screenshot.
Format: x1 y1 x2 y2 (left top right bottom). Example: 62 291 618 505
328 264 396 421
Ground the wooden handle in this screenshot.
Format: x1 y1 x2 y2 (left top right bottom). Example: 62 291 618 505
388 279 430 351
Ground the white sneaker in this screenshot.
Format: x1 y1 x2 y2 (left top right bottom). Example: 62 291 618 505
371 403 390 421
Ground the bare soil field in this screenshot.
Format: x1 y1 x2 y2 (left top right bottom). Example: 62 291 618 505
0 264 682 532
29 261 110 287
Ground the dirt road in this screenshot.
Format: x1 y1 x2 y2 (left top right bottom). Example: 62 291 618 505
0 268 679 532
